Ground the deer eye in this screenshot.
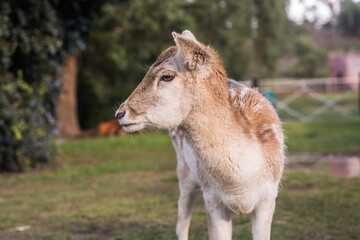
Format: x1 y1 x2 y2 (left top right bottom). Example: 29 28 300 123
160 73 175 82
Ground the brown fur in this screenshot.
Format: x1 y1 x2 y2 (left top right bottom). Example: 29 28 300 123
153 46 177 67
124 47 178 119
117 30 284 239
133 38 283 181
175 42 282 183
228 83 283 180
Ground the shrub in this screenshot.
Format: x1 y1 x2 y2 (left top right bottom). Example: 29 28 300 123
291 36 328 78
0 71 56 172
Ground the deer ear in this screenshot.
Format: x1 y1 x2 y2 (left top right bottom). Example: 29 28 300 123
181 30 197 41
172 31 209 71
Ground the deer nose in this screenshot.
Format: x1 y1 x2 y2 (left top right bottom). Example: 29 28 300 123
115 110 126 120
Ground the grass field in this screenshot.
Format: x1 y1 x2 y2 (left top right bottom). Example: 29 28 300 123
285 117 360 153
1 119 360 239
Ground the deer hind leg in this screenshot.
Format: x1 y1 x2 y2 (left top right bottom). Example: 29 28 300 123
203 195 232 240
204 201 216 240
251 198 276 240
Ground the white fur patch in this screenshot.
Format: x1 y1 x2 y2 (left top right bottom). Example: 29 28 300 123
229 87 238 100
271 124 283 144
260 124 272 140
253 104 262 112
238 87 249 101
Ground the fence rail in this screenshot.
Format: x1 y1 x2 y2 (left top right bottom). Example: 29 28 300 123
242 76 360 122
260 77 359 94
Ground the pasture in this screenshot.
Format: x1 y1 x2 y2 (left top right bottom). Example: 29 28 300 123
1 118 360 239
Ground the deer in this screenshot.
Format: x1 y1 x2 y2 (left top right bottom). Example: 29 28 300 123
115 30 284 240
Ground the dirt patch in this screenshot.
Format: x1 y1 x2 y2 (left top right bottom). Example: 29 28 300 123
74 225 114 235
289 186 312 192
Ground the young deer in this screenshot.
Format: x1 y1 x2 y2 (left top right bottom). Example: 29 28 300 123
115 30 284 240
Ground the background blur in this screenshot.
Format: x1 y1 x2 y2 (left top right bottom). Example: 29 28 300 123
1 0 360 239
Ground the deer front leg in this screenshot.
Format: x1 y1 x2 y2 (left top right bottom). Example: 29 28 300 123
203 195 232 240
251 198 276 240
204 201 216 240
176 174 201 240
170 127 201 240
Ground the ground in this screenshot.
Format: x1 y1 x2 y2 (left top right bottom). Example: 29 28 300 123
0 118 360 239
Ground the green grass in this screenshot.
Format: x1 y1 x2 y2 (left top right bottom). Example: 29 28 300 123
284 118 360 153
0 121 359 239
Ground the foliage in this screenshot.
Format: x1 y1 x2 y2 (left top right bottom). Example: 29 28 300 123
338 0 360 36
78 0 287 128
253 0 286 76
57 0 111 52
182 0 255 80
0 0 63 172
0 0 64 108
0 0 108 171
289 35 328 78
78 0 194 128
0 72 56 172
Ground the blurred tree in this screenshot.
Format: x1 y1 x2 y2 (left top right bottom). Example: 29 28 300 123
0 0 64 108
184 0 255 80
55 0 109 137
338 0 360 36
0 0 108 171
0 72 56 172
253 0 287 77
291 35 328 78
78 0 287 128
0 0 63 171
78 0 193 128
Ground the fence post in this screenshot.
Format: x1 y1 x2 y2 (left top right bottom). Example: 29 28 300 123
358 73 360 115
252 77 259 91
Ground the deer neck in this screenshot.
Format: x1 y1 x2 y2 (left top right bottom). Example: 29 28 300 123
182 78 244 157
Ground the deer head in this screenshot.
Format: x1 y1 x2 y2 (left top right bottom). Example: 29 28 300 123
115 30 227 132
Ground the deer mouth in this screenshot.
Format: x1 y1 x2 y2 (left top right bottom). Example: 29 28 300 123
120 121 146 133
121 123 136 127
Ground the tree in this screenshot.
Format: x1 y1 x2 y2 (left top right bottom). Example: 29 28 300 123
253 0 287 77
78 0 193 128
57 53 81 137
0 0 63 171
338 0 360 36
55 0 109 137
291 35 328 78
184 0 255 80
77 0 288 128
0 0 109 171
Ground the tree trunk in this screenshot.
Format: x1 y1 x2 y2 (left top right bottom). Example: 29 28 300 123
56 53 81 137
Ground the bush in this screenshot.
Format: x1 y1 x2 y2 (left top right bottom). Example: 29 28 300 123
291 36 328 78
0 71 56 172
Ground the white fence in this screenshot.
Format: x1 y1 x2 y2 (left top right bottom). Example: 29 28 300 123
260 77 359 94
243 77 360 122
